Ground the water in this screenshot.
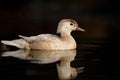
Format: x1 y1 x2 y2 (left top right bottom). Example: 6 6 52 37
0 38 120 80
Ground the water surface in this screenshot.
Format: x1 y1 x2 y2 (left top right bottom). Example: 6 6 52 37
0 38 119 80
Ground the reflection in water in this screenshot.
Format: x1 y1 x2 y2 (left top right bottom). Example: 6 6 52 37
1 50 84 80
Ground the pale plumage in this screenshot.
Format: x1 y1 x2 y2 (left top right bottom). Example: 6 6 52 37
1 19 85 50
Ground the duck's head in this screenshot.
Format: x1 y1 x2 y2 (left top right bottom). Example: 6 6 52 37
57 19 85 34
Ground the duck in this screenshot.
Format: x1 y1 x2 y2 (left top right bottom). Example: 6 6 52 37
1 19 85 50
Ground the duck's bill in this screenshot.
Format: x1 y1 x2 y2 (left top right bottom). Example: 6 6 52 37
76 27 85 31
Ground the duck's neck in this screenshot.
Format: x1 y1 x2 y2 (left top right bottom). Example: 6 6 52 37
59 32 77 49
60 32 71 39
60 32 75 43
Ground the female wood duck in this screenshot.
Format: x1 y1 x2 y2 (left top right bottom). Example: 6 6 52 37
1 19 85 50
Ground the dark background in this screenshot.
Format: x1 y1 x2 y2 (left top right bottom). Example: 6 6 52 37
0 0 119 39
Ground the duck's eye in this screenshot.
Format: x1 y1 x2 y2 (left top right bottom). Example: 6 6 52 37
70 23 73 26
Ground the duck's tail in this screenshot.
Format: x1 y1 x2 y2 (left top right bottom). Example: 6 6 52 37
1 39 30 49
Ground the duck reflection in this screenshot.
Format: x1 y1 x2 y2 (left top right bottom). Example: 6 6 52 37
1 49 84 80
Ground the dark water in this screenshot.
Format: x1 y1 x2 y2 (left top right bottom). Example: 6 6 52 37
0 38 120 80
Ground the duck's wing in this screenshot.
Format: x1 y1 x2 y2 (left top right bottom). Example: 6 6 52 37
36 34 60 44
19 35 38 42
19 34 60 43
36 34 60 41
